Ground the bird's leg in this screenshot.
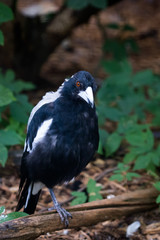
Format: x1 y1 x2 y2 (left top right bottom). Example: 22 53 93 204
48 188 72 227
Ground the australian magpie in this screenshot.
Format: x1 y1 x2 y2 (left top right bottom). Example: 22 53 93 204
16 71 99 226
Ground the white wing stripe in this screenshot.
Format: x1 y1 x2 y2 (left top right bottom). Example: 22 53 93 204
25 183 32 209
32 119 53 150
32 182 45 195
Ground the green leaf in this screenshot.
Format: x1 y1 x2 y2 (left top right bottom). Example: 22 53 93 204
97 128 109 154
0 212 28 223
10 102 29 123
110 174 124 182
87 179 102 194
126 172 140 181
102 60 123 74
0 2 14 23
133 153 152 170
97 140 103 155
123 152 137 163
117 116 138 135
0 30 4 46
70 192 87 206
4 69 15 83
122 24 135 31
0 206 5 214
9 81 35 94
117 162 130 172
147 152 160 166
156 195 160 204
106 23 120 30
102 59 132 75
67 0 89 10
126 128 154 150
0 129 23 146
87 179 102 202
105 107 123 121
132 69 154 87
10 94 33 123
0 85 15 107
103 39 127 60
89 192 102 202
154 181 160 192
105 132 122 156
99 128 108 145
0 144 8 167
89 0 107 9
155 145 160 158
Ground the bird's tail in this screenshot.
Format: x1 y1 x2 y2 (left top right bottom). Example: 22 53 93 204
16 179 41 214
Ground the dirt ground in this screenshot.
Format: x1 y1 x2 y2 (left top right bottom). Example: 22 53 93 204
0 153 160 240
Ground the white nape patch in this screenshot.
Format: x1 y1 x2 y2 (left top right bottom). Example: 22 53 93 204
32 119 53 150
78 86 94 108
27 79 67 128
32 182 45 195
28 91 58 128
25 183 32 209
126 221 141 237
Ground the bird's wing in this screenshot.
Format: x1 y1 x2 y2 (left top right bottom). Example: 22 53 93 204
17 99 56 211
25 100 55 153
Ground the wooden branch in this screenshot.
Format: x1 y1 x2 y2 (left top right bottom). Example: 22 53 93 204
143 222 160 235
0 187 158 240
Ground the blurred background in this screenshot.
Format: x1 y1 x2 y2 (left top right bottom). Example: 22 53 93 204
1 0 160 239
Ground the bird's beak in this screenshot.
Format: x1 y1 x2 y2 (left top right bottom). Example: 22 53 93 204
78 86 94 108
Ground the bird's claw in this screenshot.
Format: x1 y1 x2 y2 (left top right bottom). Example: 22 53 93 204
49 204 72 227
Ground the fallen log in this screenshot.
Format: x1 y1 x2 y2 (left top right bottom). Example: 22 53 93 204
0 187 158 240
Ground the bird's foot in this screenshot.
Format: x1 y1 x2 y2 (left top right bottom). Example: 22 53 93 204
49 204 72 227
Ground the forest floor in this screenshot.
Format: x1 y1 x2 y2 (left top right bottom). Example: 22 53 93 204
0 151 160 240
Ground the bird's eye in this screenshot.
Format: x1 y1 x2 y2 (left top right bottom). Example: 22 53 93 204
76 81 81 87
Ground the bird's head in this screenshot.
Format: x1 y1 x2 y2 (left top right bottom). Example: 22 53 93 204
60 71 97 108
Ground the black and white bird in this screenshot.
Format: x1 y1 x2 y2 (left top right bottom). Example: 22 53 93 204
16 71 99 226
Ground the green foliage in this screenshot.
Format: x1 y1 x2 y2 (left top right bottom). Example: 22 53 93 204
0 69 34 166
0 29 4 45
0 206 28 223
87 178 103 202
70 191 87 206
66 0 107 10
97 59 160 161
105 132 122 157
97 26 160 184
110 163 140 182
153 182 160 204
103 23 138 61
0 84 15 107
70 179 102 206
0 2 13 46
